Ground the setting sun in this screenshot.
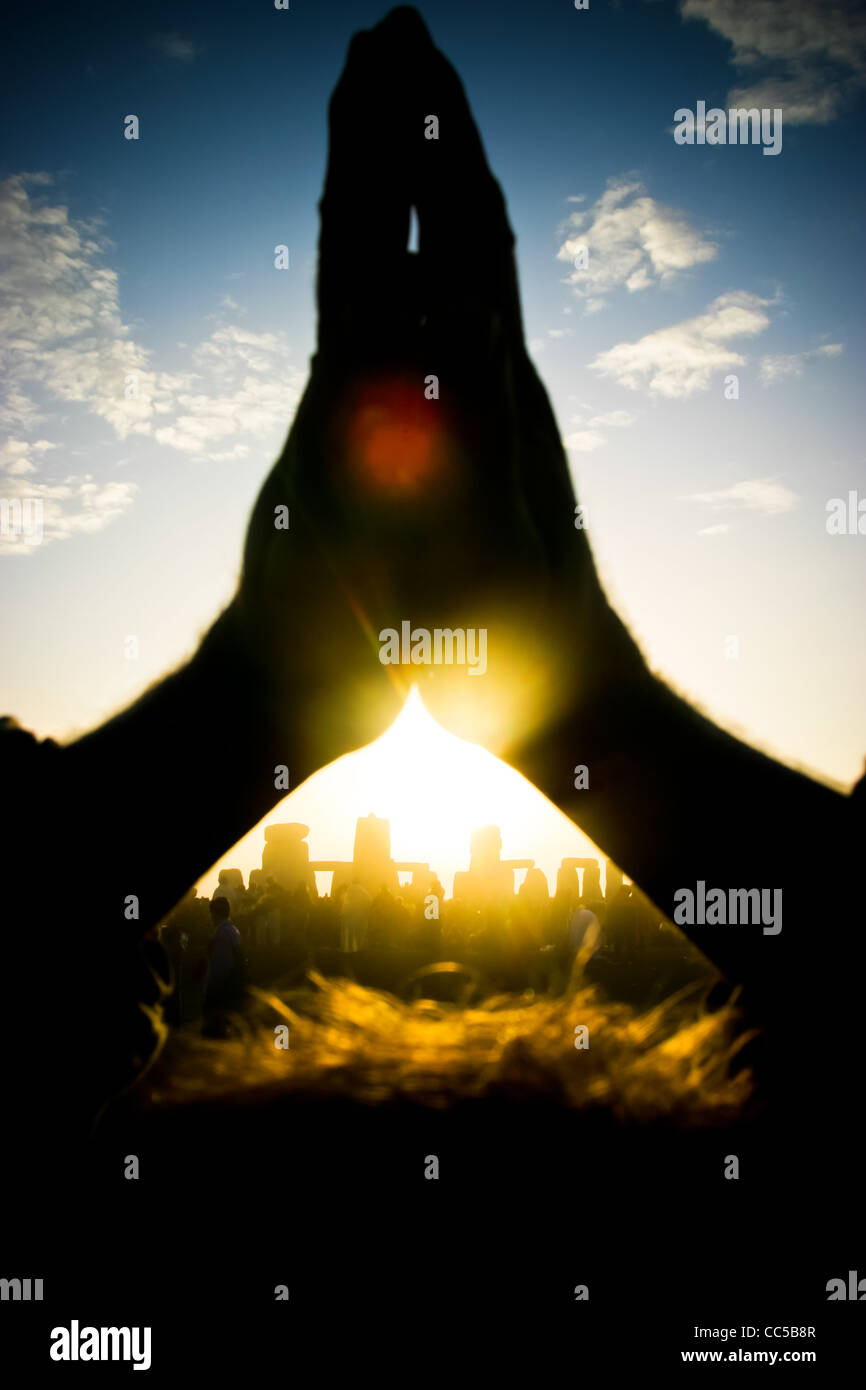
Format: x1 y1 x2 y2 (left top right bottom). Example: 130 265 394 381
198 686 605 899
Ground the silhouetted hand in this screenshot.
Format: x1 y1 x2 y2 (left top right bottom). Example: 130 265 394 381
44 7 859 1030
239 9 860 1037
5 7 860 1156
238 7 639 780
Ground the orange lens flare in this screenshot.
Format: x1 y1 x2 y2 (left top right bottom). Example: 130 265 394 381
348 380 445 495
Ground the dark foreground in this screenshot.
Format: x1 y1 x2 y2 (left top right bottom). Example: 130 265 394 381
3 1072 863 1377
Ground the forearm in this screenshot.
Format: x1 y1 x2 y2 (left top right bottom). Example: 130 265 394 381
61 601 292 931
512 607 853 992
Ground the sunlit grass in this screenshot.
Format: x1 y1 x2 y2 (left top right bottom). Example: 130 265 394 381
144 956 754 1126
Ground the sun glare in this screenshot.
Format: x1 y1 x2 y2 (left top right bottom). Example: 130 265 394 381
199 688 603 899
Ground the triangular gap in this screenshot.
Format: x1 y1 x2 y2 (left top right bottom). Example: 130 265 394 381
408 205 420 254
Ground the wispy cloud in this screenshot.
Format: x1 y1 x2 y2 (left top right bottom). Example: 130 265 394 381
680 0 866 124
0 437 54 476
0 174 305 552
0 174 177 439
587 409 636 429
1 449 137 556
529 325 574 354
591 291 771 398
759 342 843 385
682 477 800 516
563 429 606 454
0 175 303 454
154 324 304 456
563 407 637 454
556 178 717 313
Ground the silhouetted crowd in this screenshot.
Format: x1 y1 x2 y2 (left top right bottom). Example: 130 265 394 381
160 839 711 1035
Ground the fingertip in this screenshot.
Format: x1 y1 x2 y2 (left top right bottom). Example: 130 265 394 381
373 7 434 47
342 6 433 73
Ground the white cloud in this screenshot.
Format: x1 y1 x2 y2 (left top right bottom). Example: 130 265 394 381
556 178 717 312
0 438 55 476
0 386 41 431
697 523 731 536
683 477 799 516
563 407 637 454
758 355 804 384
680 0 866 124
588 409 636 428
0 174 306 552
591 291 771 398
564 430 607 453
0 174 177 439
0 470 137 555
153 326 305 456
2 437 132 555
759 342 844 385
0 176 304 456
203 444 251 462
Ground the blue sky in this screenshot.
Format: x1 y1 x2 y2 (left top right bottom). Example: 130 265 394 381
2 0 865 798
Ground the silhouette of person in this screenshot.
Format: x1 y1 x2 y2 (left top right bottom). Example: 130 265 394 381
340 881 372 953
568 902 599 956
201 897 245 1037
